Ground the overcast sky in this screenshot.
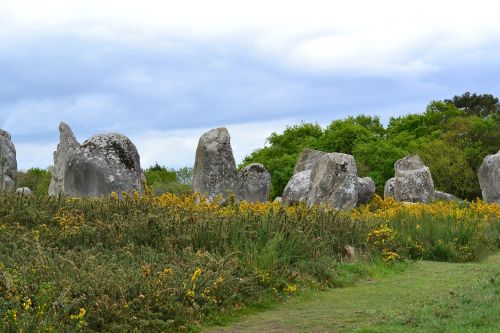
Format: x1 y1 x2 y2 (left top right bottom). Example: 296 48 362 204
1 0 500 170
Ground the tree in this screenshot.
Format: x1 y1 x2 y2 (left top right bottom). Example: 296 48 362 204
445 92 500 117
319 115 384 154
414 139 479 200
354 140 408 194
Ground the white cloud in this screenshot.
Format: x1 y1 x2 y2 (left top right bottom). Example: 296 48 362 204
2 0 499 76
15 142 56 171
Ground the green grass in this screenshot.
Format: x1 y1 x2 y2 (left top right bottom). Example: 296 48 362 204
0 191 498 332
206 252 500 333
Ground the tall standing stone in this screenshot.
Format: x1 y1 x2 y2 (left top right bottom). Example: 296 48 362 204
0 129 17 191
307 153 358 210
293 149 326 174
236 163 271 202
394 155 435 203
48 122 80 196
478 150 500 204
192 128 237 201
64 133 143 197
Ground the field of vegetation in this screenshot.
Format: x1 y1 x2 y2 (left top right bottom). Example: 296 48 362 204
0 189 499 332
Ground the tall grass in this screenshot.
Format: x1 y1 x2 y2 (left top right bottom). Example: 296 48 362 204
0 191 498 331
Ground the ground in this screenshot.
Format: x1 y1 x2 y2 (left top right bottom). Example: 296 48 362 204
205 253 500 333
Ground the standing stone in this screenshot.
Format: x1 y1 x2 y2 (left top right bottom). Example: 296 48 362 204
394 155 435 203
478 150 500 204
0 129 17 191
384 177 395 199
48 122 80 196
192 128 237 201
293 149 326 174
307 153 358 210
283 170 312 205
357 177 376 204
64 133 143 197
236 163 271 203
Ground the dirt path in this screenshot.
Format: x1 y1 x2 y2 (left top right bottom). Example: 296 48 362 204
205 253 500 333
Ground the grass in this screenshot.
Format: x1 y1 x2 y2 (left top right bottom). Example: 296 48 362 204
0 190 498 332
206 252 500 333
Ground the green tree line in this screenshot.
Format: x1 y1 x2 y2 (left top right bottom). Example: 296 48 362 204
241 92 500 200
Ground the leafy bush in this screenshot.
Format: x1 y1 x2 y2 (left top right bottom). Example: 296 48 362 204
143 163 192 196
15 168 52 195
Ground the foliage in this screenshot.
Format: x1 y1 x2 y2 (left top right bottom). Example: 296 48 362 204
0 191 498 331
318 116 384 154
15 168 52 196
445 91 500 117
241 93 500 200
354 140 408 194
144 163 192 196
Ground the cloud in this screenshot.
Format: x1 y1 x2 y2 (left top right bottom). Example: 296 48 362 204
1 0 500 171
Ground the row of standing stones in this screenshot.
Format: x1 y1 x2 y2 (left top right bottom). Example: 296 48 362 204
0 124 499 208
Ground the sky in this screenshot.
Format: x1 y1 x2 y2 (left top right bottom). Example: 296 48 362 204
1 0 500 170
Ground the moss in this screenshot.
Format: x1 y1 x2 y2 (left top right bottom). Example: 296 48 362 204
109 140 135 170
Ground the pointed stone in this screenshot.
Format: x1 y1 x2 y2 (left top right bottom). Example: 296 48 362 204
48 122 80 196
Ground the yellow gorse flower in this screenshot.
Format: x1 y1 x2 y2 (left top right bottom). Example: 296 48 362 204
22 298 32 310
70 308 86 320
191 268 202 282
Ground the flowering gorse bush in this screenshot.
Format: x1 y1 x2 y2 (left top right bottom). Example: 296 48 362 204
0 191 498 331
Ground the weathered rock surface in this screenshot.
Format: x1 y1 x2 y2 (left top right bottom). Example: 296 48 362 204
282 170 311 205
357 177 376 204
236 163 271 202
0 129 17 190
273 197 282 204
192 128 237 201
48 122 80 196
16 187 32 195
478 150 500 204
384 177 395 199
293 149 326 174
434 190 459 202
64 133 143 197
307 153 358 210
394 155 435 203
